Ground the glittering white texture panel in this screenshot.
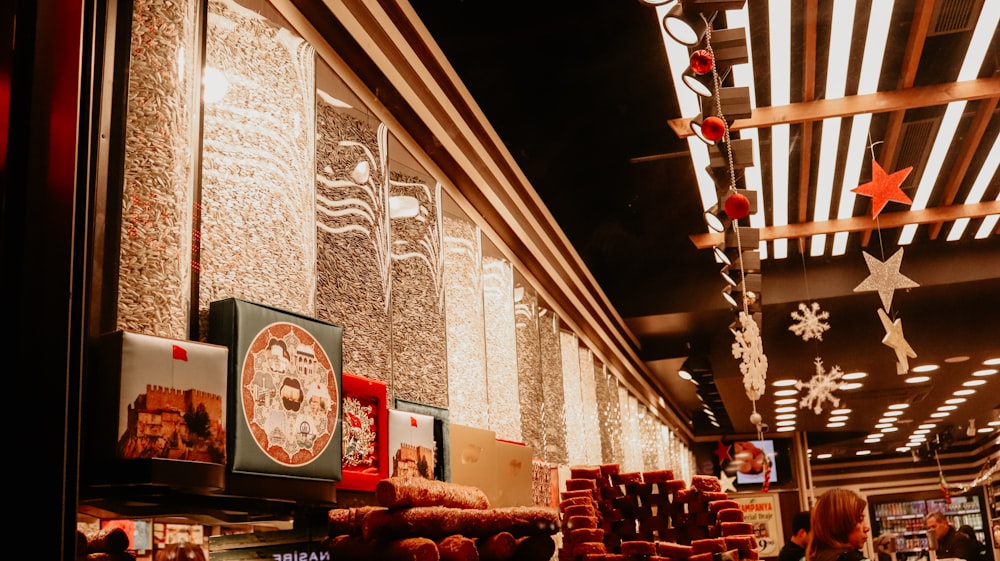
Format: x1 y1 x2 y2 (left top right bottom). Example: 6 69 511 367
314 96 391 383
483 256 521 442
639 408 664 470
199 0 317 335
561 331 586 466
389 176 447 407
577 347 601 465
621 390 644 473
117 0 199 339
538 309 567 464
515 286 545 454
443 215 488 428
596 365 624 465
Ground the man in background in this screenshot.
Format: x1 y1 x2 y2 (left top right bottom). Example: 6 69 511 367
925 511 976 561
779 510 811 561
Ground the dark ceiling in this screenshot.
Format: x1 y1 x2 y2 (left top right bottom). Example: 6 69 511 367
407 0 1000 462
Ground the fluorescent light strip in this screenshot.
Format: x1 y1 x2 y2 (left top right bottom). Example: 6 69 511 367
810 0 857 256
948 133 999 240
657 6 718 212
832 1 895 255
727 8 768 260
900 2 999 244
768 0 791 259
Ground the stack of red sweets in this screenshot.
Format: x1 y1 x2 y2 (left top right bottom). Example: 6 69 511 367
556 464 758 561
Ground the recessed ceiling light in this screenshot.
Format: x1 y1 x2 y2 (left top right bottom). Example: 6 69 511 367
817 453 833 459
839 382 863 390
913 429 931 435
918 424 937 429
772 379 798 387
827 422 846 428
775 398 798 405
944 356 970 363
945 398 967 404
775 406 797 413
878 417 897 424
875 423 893 429
864 438 881 443
978 427 994 433
910 435 927 441
954 389 976 396
931 412 951 418
678 369 693 380
912 364 939 372
842 372 868 380
828 415 849 422
972 368 998 376
867 433 884 439
856 450 872 456
905 376 930 383
882 426 898 432
831 408 852 415
884 411 904 417
776 425 795 432
937 405 958 411
774 389 799 396
989 421 1000 427
776 420 796 427
983 358 1000 366
896 447 910 452
963 380 987 387
776 414 797 420
887 403 910 410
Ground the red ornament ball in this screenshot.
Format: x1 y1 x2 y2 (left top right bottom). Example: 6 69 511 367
701 116 726 142
724 192 751 220
689 49 714 74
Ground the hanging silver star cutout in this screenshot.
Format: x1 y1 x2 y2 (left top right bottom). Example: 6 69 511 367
854 248 919 311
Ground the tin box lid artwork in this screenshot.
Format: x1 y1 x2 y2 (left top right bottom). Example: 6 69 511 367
209 298 343 482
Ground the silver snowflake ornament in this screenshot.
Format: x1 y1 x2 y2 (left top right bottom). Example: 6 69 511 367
789 301 831 341
732 312 768 401
796 357 845 414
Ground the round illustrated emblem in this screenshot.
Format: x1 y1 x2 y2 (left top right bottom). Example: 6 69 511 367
241 322 339 466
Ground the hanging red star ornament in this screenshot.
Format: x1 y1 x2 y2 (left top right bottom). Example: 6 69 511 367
851 160 914 218
714 440 732 465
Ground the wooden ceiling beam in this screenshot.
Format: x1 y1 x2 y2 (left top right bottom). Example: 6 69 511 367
688 201 1000 248
667 76 1000 138
928 96 999 240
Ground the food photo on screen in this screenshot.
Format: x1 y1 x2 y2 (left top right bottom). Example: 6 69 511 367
734 440 777 485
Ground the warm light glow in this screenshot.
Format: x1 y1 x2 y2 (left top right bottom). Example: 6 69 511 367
842 372 868 380
883 411 904 417
776 420 796 427
931 412 951 418
973 368 998 376
827 422 846 428
817 452 833 459
978 427 994 433
867 433 884 439
912 364 939 373
953 389 976 396
895 447 910 452
775 398 798 405
775 406 798 413
963 380 987 387
913 429 930 435
917 424 937 429
774 389 799 397
776 425 796 432
828 415 849 422
905 376 930 384
773 379 798 387
831 408 852 415
882 426 898 433
878 418 896 424
945 398 967 405
839 382 863 390
875 423 893 429
887 403 909 410
856 450 872 456
984 358 1000 366
937 405 958 411
776 414 797 420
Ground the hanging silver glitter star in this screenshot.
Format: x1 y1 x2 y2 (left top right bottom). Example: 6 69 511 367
854 248 919 311
878 308 917 374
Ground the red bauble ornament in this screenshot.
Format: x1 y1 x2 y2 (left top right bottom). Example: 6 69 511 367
724 192 751 220
689 49 714 74
701 116 726 142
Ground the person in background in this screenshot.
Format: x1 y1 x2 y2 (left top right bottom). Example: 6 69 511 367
956 524 986 561
806 488 871 561
925 511 977 561
780 511 812 561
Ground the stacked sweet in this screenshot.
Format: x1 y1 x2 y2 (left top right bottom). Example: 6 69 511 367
557 465 759 561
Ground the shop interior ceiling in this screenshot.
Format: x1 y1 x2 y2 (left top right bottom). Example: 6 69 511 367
405 0 1000 462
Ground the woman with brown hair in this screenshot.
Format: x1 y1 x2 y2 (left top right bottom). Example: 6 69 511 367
807 488 871 561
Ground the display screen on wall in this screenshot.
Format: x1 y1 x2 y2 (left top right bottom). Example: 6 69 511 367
734 439 777 485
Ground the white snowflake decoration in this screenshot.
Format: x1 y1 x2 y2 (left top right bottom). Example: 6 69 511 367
732 311 768 400
795 357 845 414
789 301 830 341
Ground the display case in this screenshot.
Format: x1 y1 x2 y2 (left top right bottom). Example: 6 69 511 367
869 489 990 561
